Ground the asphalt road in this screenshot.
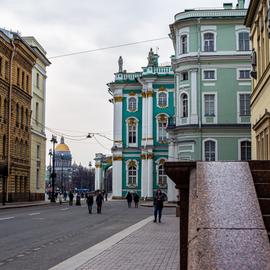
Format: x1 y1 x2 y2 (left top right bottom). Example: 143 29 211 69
0 200 174 270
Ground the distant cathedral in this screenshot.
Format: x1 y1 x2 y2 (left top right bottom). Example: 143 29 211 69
55 137 72 191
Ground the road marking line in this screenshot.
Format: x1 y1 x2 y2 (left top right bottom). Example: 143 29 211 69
60 208 69 211
16 254 24 258
0 216 14 221
49 216 153 270
28 212 40 216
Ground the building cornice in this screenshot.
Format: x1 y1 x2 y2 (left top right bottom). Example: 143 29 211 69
244 0 260 27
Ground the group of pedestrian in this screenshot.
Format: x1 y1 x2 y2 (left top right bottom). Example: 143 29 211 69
85 191 104 214
125 192 140 208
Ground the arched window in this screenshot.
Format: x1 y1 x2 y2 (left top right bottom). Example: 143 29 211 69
21 106 24 128
181 93 188 118
128 97 137 112
203 32 215 52
158 92 167 107
238 32 250 51
16 103 19 127
20 139 23 157
127 118 137 145
25 109 28 130
157 115 168 142
204 140 216 161
158 160 167 188
128 160 137 187
4 98 7 122
240 140 251 160
2 135 6 158
180 34 188 54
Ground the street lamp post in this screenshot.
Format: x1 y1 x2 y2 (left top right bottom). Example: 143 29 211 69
50 135 57 203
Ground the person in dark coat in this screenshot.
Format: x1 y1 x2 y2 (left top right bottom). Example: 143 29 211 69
76 193 81 206
126 192 132 208
133 192 140 208
96 191 103 214
153 189 165 223
86 193 94 214
69 191 74 206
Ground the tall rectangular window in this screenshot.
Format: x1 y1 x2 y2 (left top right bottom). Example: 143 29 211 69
36 168 40 189
26 75 29 92
36 145 40 159
240 141 251 160
35 102 39 122
158 120 167 141
238 32 250 51
22 71 25 89
0 57 2 76
239 94 250 116
36 73 40 88
204 140 216 161
180 35 187 54
128 124 136 144
4 61 8 80
17 67 20 86
203 33 215 52
204 94 215 116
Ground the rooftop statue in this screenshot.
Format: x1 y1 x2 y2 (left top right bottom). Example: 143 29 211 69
147 48 159 67
118 56 123 73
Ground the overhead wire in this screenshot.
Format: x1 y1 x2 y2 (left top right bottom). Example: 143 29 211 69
48 36 169 59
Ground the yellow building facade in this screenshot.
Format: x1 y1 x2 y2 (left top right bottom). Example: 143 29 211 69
0 29 37 202
23 37 50 201
245 0 270 159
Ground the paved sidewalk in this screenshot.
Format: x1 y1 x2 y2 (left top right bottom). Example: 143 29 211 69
50 215 179 270
0 200 49 210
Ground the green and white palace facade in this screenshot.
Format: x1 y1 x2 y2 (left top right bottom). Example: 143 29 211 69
167 2 252 163
107 1 252 201
108 52 177 200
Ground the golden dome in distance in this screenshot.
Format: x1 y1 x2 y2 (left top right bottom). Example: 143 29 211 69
55 136 70 152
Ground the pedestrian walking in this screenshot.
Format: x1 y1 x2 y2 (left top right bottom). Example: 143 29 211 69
153 189 165 223
69 191 74 206
105 192 108 201
59 193 63 204
86 193 94 214
133 192 140 208
126 192 132 208
63 191 67 201
76 193 81 206
96 191 103 214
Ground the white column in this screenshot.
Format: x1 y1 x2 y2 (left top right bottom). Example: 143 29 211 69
141 87 147 145
95 165 102 190
175 73 181 126
114 89 123 147
167 140 178 202
147 83 153 145
112 157 122 197
190 70 198 124
147 158 153 198
141 154 148 198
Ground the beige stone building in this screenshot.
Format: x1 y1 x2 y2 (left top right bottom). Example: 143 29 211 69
0 29 37 202
23 37 50 201
245 0 270 159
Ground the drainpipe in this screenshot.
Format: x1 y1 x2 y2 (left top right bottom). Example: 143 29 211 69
6 38 16 202
197 18 203 160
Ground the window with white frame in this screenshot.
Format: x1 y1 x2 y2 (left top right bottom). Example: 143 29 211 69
128 97 137 111
240 140 251 160
239 94 250 116
204 94 215 116
158 160 167 188
157 115 168 142
203 32 215 52
181 93 188 118
128 160 137 186
180 34 188 54
158 92 167 107
204 140 216 161
203 70 216 80
238 32 250 51
128 118 137 144
181 71 188 81
238 70 250 79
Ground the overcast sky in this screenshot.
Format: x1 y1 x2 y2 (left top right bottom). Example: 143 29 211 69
1 0 248 167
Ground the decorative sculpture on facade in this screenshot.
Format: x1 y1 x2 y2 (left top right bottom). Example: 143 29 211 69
118 56 123 73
